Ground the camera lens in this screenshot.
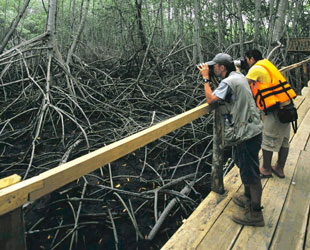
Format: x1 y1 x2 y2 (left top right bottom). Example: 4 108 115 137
234 60 241 67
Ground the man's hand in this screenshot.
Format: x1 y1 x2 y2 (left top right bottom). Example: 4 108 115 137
197 63 209 80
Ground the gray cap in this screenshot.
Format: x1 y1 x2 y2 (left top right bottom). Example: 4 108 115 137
206 53 233 66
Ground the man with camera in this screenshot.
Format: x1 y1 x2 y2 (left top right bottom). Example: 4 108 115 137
245 49 297 179
198 53 264 227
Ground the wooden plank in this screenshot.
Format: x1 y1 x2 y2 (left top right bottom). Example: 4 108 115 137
0 177 44 215
196 195 242 250
280 58 310 73
269 151 310 250
0 103 210 215
161 166 242 250
0 174 21 189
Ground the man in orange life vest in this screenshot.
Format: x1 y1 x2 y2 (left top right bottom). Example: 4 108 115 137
245 49 296 179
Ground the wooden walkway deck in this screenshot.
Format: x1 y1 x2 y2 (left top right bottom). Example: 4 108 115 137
162 83 310 250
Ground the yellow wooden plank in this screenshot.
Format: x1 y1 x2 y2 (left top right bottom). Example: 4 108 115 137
270 151 310 250
161 166 242 250
0 174 21 190
0 176 43 215
0 103 210 215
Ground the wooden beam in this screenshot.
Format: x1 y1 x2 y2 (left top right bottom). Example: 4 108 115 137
0 174 21 189
0 103 210 216
280 58 310 73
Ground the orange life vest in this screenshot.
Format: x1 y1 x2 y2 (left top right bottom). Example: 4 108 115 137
249 59 297 112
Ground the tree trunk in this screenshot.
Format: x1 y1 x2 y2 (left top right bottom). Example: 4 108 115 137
160 0 165 48
46 0 57 39
135 0 147 51
217 0 224 50
193 0 203 64
67 0 90 64
267 0 275 51
271 0 289 44
0 0 31 53
234 0 244 56
291 0 302 36
253 0 262 43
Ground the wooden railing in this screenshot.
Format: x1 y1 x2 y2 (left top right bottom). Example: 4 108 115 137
1 57 310 249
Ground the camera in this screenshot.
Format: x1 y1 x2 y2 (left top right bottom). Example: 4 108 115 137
233 57 247 70
196 63 215 77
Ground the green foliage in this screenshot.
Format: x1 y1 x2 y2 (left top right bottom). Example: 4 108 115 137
0 0 46 40
0 0 309 58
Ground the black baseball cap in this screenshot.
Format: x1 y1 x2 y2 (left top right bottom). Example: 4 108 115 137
206 53 233 66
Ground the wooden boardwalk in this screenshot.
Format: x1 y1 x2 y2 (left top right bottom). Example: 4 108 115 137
162 84 310 250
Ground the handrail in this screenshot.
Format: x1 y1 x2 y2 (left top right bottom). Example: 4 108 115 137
280 57 310 73
0 103 210 216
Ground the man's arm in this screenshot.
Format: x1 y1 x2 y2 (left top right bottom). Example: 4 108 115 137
204 82 220 104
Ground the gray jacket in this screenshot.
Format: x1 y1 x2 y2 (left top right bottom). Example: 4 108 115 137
219 71 263 146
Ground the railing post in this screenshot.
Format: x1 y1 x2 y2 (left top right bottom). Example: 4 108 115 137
296 66 302 91
0 174 26 250
211 108 225 194
0 208 26 250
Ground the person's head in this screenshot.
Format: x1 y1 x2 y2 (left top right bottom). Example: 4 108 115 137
206 53 235 79
245 49 263 67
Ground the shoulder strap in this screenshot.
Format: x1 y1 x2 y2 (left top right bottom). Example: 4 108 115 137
291 120 298 133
